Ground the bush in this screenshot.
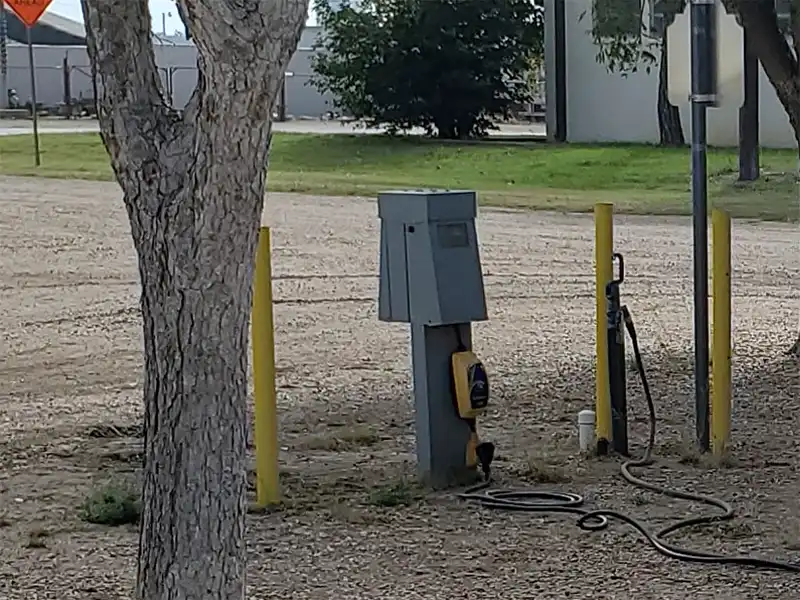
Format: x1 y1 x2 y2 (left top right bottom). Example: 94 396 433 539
311 0 544 139
80 483 141 526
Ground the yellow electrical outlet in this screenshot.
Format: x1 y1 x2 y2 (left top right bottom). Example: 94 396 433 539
452 350 490 419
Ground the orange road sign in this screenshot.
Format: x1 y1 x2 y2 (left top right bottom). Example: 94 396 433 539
3 0 55 28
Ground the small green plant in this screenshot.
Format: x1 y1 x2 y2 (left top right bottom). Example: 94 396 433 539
80 483 141 526
368 479 422 508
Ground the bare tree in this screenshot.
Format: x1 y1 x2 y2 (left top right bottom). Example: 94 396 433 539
79 1 308 598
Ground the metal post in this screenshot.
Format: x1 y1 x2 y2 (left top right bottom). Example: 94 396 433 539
552 0 567 142
0 4 8 110
26 26 41 167
594 203 614 455
607 281 628 457
278 75 287 122
252 227 280 506
711 209 732 457
690 0 716 452
410 323 474 487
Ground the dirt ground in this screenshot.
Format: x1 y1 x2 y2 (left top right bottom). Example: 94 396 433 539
0 175 798 600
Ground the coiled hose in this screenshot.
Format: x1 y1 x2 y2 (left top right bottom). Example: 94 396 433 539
458 306 800 572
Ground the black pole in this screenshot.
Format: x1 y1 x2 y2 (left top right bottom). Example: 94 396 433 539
552 0 567 142
0 4 8 110
738 28 760 181
26 26 40 167
607 280 628 457
690 0 715 452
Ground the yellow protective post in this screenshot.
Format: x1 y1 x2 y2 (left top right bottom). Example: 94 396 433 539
252 226 280 506
711 209 732 458
594 203 614 453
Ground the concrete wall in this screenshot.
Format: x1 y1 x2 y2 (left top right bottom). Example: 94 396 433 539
546 0 795 149
4 27 335 117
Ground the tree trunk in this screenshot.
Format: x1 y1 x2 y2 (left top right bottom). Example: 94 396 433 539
131 111 269 599
80 1 308 598
657 29 685 146
732 1 800 145
728 2 800 354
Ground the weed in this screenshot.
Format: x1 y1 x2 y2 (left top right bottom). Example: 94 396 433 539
80 482 141 526
368 479 423 507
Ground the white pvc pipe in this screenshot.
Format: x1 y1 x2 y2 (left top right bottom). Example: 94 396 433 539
578 409 596 453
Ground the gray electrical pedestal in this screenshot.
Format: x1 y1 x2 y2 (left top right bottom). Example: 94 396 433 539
378 190 488 486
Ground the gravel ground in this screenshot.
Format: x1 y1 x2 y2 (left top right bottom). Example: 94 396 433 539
0 175 798 600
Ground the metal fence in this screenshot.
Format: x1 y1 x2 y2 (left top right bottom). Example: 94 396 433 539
4 44 335 117
5 43 545 121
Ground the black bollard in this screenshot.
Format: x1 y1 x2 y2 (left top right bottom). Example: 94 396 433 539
606 254 629 457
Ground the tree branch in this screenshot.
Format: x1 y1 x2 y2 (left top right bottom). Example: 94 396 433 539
732 0 798 81
179 0 308 122
80 0 184 184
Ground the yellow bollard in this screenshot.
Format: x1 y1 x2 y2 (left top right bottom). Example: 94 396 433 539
252 226 280 506
594 203 614 453
711 209 732 458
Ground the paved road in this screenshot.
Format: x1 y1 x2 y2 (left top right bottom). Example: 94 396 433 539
0 118 546 138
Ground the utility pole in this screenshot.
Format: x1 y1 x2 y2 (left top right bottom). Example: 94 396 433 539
0 2 8 109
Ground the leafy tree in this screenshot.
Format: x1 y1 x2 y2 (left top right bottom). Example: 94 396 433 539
311 0 544 139
79 0 309 598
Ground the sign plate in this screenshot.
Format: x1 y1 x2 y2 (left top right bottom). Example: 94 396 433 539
3 0 55 28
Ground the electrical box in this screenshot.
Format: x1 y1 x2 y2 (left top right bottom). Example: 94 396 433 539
378 190 488 326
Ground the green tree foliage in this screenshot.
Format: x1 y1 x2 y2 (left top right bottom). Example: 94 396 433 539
586 0 684 73
311 0 544 139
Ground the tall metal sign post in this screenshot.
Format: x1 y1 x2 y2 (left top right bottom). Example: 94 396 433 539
2 0 55 166
0 3 8 109
668 0 746 452
688 0 717 452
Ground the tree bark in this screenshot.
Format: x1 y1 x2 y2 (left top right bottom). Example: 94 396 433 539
79 1 308 598
731 1 800 148
657 29 685 147
728 2 799 352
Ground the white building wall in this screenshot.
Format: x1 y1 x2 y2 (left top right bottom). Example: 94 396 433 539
558 1 795 149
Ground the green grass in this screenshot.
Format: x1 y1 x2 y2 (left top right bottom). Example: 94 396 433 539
0 132 797 220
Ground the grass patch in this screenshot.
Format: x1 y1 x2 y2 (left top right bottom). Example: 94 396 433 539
0 132 796 220
80 483 141 526
368 478 424 507
294 426 380 452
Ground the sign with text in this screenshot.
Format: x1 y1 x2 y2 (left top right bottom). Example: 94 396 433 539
3 0 55 28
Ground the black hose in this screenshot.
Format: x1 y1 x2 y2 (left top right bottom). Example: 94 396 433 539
458 306 800 573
